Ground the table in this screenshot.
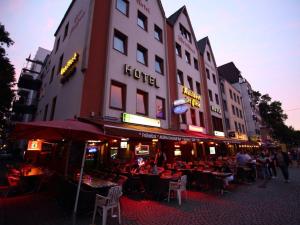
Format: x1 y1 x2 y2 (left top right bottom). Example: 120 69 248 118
82 177 117 189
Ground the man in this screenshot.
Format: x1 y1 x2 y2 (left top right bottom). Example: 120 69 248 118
276 147 290 183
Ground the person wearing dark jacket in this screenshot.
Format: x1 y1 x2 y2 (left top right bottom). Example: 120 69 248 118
276 148 290 183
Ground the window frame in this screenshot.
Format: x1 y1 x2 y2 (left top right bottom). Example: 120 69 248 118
187 76 193 91
190 108 196 125
113 29 128 55
175 43 182 57
155 55 164 75
156 96 166 119
136 89 149 116
208 89 213 102
63 22 69 41
196 81 201 95
136 44 148 66
215 93 219 105
137 10 148 31
116 0 129 16
194 58 198 70
109 80 126 111
154 24 163 42
206 68 210 80
185 50 191 64
177 70 184 85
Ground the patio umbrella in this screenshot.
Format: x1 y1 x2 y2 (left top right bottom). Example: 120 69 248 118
10 119 114 214
10 119 106 141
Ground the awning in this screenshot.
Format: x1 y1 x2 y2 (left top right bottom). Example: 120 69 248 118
184 130 232 142
80 118 211 142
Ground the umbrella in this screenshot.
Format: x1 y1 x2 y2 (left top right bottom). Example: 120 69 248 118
10 119 114 214
10 119 106 141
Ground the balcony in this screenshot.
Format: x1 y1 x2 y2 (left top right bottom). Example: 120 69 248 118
18 74 42 91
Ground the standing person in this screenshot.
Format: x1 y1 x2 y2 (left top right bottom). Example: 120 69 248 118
155 149 166 167
269 150 277 178
276 148 290 183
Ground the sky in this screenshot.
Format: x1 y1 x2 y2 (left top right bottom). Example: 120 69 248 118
0 0 299 130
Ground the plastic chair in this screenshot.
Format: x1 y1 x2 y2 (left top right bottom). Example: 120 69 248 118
168 175 187 205
91 185 122 225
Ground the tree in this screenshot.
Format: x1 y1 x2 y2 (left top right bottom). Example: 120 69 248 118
0 22 16 147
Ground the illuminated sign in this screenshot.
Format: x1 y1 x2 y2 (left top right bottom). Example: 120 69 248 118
188 125 205 133
173 99 187 106
214 131 225 137
211 105 221 114
182 86 200 108
209 147 216 154
135 144 150 155
27 140 42 151
120 141 128 149
60 52 79 83
174 149 182 156
173 104 189 114
124 64 159 88
122 113 161 127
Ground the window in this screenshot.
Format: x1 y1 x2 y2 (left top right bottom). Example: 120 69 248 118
137 44 148 66
239 109 243 118
58 54 64 74
215 93 219 105
55 37 60 53
180 112 187 124
63 22 69 41
187 76 193 90
238 123 242 132
113 29 127 55
156 97 165 119
225 118 230 130
212 116 223 132
233 93 237 102
175 43 182 57
212 74 216 84
206 68 210 80
190 109 196 125
229 89 233 99
179 23 191 43
136 90 148 115
232 105 235 115
110 81 126 110
199 111 205 127
116 0 129 16
234 121 238 132
223 100 228 111
43 104 48 121
237 96 240 104
236 107 239 117
207 51 211 61
194 58 198 70
242 124 245 133
50 96 57 121
185 51 191 64
196 82 201 95
48 66 55 84
208 89 213 102
155 55 164 74
220 83 225 93
154 24 162 42
137 10 147 31
177 70 184 85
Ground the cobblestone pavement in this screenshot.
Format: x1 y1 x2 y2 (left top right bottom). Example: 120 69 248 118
1 168 300 225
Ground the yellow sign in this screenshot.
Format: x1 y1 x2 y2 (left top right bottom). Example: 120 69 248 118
122 113 161 127
182 86 200 108
60 52 79 77
27 140 42 151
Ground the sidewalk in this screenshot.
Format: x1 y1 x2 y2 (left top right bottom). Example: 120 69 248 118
1 168 300 225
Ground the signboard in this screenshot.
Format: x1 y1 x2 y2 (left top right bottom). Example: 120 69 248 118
135 145 150 155
173 99 187 106
189 125 205 133
209 147 216 154
214 131 225 137
122 113 161 127
173 104 189 114
211 105 221 114
120 141 128 149
60 52 79 83
124 64 159 88
27 140 42 151
182 86 200 108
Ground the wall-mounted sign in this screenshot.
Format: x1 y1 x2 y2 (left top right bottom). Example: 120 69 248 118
211 105 221 114
188 125 205 133
173 104 189 114
60 52 79 83
136 0 150 13
122 113 161 127
135 144 150 155
173 99 187 106
27 140 42 151
182 86 200 108
214 131 225 137
209 147 216 155
120 141 128 149
124 64 159 88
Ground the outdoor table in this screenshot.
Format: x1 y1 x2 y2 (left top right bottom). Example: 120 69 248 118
82 177 117 189
211 172 233 178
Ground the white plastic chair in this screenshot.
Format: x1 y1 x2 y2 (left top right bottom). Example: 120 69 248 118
91 185 122 225
168 175 187 205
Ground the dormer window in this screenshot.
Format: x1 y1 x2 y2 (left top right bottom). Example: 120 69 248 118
179 23 191 43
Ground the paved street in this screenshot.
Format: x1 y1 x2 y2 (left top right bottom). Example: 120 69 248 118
1 167 300 225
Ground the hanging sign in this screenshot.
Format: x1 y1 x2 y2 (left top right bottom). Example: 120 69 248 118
27 140 42 151
182 86 200 108
60 52 79 83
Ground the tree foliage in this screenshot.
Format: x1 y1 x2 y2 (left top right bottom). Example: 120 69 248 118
256 91 299 146
0 22 16 145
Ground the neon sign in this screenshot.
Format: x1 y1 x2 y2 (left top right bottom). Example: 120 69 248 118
60 52 79 83
182 86 200 108
122 113 161 127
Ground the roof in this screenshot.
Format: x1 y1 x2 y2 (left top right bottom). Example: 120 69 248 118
197 36 209 55
54 0 76 36
217 62 241 84
167 6 185 25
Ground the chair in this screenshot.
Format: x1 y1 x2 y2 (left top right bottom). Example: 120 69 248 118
91 185 122 225
168 175 187 205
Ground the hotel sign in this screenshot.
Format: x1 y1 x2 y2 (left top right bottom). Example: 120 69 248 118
211 105 221 114
182 86 200 108
60 52 79 83
214 131 225 137
124 64 159 88
122 113 161 127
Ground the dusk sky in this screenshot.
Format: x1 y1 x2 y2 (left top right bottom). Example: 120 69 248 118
1 0 299 130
